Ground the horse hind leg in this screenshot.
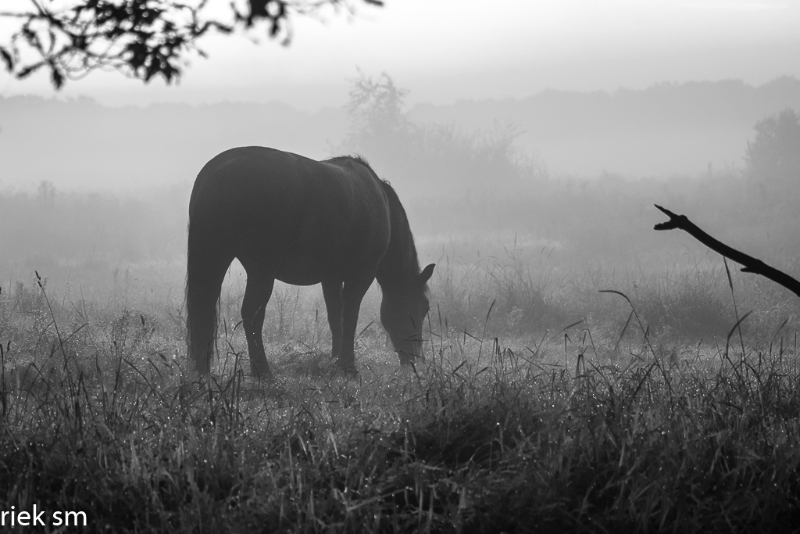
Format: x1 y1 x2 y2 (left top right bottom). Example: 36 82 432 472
241 271 275 379
186 243 232 377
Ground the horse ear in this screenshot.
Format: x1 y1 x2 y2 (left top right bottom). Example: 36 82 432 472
418 263 435 285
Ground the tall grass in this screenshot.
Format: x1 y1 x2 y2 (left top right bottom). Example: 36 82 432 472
1 258 799 533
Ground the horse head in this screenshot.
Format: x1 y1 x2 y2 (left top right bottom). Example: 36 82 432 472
380 263 435 365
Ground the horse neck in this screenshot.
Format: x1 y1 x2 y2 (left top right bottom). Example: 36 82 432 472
376 249 419 294
376 206 420 292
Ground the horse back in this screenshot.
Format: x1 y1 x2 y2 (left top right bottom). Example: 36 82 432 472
189 147 392 284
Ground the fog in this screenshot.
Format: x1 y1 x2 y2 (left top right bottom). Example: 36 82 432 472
3 75 800 288
5 6 800 529
1 0 800 319
4 0 799 109
3 77 799 191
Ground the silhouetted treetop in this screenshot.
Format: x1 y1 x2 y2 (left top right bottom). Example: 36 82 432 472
0 0 383 88
746 108 800 185
338 71 544 194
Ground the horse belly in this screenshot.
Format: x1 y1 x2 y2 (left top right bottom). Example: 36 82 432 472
271 231 386 286
272 248 342 285
274 193 390 285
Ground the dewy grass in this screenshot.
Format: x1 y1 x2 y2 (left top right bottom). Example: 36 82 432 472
1 270 799 533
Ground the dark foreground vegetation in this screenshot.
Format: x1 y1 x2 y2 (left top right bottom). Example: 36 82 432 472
1 268 799 533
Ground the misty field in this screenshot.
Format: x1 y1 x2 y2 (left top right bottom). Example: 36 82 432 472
2 232 800 533
2 86 800 531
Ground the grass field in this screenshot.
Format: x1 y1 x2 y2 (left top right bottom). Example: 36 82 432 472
2 248 799 533
3 77 799 531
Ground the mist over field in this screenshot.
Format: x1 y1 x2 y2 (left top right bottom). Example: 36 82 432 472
3 77 800 192
2 2 800 531
2 73 800 349
2 76 800 292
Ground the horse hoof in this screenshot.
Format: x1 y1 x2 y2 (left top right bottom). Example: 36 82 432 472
398 355 418 367
249 365 274 381
335 362 358 377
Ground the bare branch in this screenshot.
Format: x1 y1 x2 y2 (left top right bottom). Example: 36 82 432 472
653 204 800 299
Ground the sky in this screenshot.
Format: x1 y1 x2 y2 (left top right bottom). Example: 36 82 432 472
1 0 799 110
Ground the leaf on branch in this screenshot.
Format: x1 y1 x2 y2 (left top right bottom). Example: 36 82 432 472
145 59 161 82
17 61 45 79
0 46 13 71
49 61 64 88
71 33 88 51
242 0 288 30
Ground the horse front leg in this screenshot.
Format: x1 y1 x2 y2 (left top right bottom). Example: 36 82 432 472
336 276 373 374
241 272 275 379
322 280 343 361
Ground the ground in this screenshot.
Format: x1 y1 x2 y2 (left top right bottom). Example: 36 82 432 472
1 257 798 533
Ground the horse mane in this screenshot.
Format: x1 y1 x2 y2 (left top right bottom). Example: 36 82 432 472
326 155 424 288
376 178 423 279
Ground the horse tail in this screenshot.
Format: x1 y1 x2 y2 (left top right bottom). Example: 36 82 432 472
185 218 232 376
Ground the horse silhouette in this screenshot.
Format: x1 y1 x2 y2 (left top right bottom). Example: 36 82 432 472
186 147 434 378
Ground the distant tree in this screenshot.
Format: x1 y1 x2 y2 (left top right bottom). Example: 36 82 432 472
37 180 56 206
341 69 414 168
339 71 546 193
745 108 800 186
0 0 383 88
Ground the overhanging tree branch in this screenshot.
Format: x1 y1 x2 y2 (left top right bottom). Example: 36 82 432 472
0 0 384 88
653 204 800 299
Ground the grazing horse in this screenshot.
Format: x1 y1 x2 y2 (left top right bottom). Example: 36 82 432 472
186 147 434 378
